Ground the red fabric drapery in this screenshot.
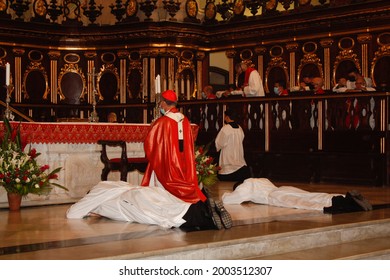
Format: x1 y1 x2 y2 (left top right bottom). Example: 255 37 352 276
0 122 199 144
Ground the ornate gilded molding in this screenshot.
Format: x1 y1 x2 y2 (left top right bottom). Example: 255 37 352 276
48 51 61 60
196 51 205 61
177 51 195 75
0 47 7 59
357 33 372 44
265 56 289 93
22 60 49 100
286 42 298 52
84 51 97 60
370 45 390 87
117 50 130 59
97 63 120 100
101 52 116 64
225 49 236 59
177 50 196 99
57 63 86 101
12 48 25 57
332 49 361 85
297 52 324 84
240 49 254 60
254 46 267 55
140 48 160 58
320 38 334 48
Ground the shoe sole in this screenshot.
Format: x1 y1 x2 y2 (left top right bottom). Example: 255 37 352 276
215 200 233 229
206 197 223 230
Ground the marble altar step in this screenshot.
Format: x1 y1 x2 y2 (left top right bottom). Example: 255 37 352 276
249 236 390 260
125 215 390 260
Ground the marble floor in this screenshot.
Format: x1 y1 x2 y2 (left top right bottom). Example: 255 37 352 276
1 180 390 260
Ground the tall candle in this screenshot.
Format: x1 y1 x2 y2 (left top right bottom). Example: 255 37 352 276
156 74 161 94
5 62 10 86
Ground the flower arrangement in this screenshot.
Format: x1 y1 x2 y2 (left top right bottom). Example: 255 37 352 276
195 144 220 187
0 118 67 196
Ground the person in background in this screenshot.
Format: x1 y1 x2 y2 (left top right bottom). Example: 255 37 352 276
299 75 314 91
215 109 251 187
107 112 117 123
202 85 217 99
233 61 265 97
312 77 325 94
346 67 373 90
273 80 289 96
332 77 347 93
352 76 376 92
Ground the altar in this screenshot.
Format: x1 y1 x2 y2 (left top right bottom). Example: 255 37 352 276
0 122 199 207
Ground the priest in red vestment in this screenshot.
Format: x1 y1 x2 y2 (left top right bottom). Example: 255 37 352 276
140 89 233 230
141 90 207 204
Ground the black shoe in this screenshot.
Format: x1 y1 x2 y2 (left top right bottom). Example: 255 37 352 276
205 197 223 230
347 190 373 211
215 200 233 229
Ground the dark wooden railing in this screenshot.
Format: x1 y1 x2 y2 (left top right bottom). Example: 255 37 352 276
9 91 390 186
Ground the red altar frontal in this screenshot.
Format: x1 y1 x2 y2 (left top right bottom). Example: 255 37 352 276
0 122 199 207
3 122 199 144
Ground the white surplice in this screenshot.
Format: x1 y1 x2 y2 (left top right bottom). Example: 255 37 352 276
222 178 342 211
215 123 247 175
66 180 191 228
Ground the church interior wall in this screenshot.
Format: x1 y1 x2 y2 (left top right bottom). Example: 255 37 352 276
0 0 388 187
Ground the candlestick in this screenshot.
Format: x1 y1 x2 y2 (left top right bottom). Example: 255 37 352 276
186 75 190 100
92 67 96 91
5 62 10 86
4 85 14 120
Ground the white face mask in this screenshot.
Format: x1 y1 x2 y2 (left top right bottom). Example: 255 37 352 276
160 108 166 115
273 87 280 95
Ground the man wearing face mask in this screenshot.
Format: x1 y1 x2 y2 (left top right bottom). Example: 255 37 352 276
141 90 233 230
346 67 373 91
141 90 205 203
273 80 289 96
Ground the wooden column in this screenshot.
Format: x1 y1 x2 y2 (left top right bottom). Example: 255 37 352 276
150 56 156 103
321 38 334 90
117 50 129 104
358 33 372 80
48 51 60 118
226 49 236 85
196 51 205 99
168 57 175 92
286 42 299 88
254 46 266 85
84 51 97 105
12 48 24 104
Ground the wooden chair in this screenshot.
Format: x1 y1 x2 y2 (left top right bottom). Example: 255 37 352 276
97 140 148 182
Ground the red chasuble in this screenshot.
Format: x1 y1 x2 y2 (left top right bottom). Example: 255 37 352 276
244 67 256 87
141 108 206 204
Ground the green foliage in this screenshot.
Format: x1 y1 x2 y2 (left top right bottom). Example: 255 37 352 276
195 144 220 187
0 118 68 196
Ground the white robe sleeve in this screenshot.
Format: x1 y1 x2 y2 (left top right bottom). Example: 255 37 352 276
244 71 265 97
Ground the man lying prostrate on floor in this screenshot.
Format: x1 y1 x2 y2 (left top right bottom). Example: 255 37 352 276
222 178 372 213
67 180 232 230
